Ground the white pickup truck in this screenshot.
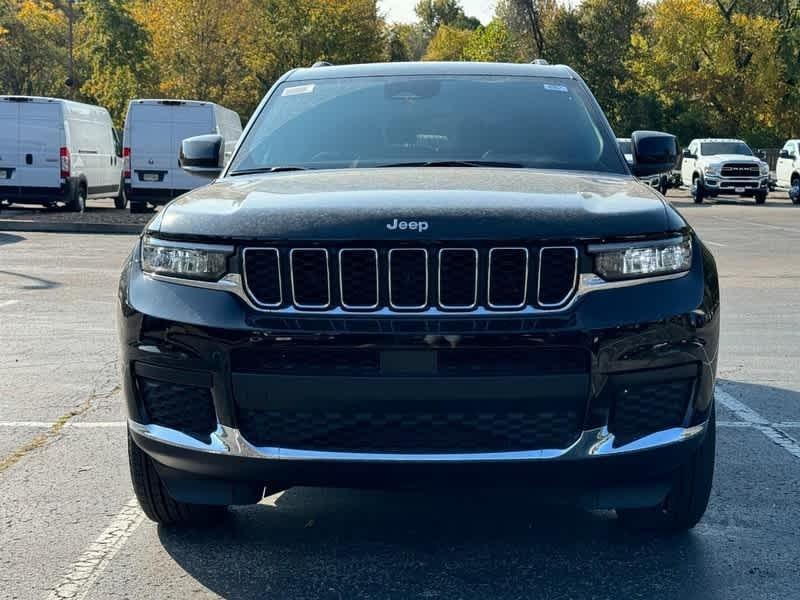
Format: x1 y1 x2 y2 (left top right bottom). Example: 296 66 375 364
775 139 800 204
680 138 769 204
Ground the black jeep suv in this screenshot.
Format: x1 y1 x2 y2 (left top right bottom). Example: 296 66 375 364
119 62 719 531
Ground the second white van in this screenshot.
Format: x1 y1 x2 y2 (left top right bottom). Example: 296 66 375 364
0 96 123 211
122 99 242 213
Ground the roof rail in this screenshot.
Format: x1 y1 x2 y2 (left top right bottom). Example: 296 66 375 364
531 59 549 65
311 61 333 68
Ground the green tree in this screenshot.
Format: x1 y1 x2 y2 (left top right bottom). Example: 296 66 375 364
77 0 154 124
627 0 788 145
0 0 67 96
423 24 473 60
415 0 480 36
464 20 517 62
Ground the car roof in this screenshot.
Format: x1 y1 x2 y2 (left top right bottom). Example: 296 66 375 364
0 95 100 111
129 99 213 107
691 138 747 144
286 61 577 82
617 138 631 142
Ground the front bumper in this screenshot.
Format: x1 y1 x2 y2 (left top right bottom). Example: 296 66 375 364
118 236 720 505
703 176 768 194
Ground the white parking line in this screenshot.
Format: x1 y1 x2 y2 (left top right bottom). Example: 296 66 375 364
45 497 145 600
716 387 800 459
0 421 125 428
0 299 19 309
704 240 727 247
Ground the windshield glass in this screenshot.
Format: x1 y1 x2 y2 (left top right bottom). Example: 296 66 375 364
229 75 626 174
701 141 752 156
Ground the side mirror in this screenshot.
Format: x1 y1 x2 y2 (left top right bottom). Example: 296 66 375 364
756 150 766 159
631 131 678 177
779 149 791 159
179 134 224 177
682 148 695 159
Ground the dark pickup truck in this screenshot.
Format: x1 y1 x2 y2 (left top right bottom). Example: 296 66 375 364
119 61 719 532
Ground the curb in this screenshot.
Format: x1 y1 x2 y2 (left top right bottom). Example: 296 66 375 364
0 219 143 235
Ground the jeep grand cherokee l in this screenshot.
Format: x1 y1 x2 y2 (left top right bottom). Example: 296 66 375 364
119 62 719 531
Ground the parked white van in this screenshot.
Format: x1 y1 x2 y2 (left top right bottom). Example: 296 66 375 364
0 96 123 212
775 139 800 204
122 99 242 213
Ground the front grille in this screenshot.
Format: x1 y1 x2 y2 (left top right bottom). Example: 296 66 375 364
290 249 330 308
609 379 693 446
720 163 760 177
137 377 216 438
538 247 578 306
438 249 478 308
242 244 579 313
237 408 581 452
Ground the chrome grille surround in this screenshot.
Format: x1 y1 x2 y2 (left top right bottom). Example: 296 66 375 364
338 248 379 310
289 248 331 309
236 244 583 313
438 248 479 309
537 246 579 308
487 247 529 309
388 248 429 310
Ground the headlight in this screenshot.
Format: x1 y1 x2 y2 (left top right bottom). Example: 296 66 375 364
141 236 232 281
703 164 720 176
593 236 692 281
760 163 769 176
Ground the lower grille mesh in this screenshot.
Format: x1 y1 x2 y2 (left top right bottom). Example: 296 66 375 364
237 409 581 452
138 377 216 437
609 379 693 445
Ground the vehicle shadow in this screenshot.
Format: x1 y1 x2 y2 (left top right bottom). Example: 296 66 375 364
158 487 717 599
0 232 25 246
669 197 798 209
0 269 61 290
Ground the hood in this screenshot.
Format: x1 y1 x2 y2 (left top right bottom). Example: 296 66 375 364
702 154 763 164
153 168 681 242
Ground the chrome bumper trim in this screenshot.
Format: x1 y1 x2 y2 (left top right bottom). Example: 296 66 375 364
128 420 707 463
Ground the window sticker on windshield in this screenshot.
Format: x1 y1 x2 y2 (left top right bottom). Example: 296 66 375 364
282 84 315 97
544 84 569 93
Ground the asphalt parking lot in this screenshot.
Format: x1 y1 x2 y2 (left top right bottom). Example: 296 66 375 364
1 190 799 600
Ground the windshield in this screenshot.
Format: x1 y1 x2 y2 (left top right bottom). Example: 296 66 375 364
229 75 626 175
700 141 752 156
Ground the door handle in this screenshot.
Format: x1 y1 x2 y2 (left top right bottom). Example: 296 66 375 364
25 153 32 165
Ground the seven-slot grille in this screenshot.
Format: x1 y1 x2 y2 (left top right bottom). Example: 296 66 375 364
720 163 760 177
242 245 579 312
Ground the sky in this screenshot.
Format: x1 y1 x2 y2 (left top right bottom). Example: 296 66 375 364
379 0 497 24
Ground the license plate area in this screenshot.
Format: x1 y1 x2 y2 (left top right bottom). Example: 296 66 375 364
138 171 165 182
734 187 745 193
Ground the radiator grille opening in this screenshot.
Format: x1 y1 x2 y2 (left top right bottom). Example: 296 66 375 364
243 248 281 307
290 249 330 308
488 248 528 308
339 249 379 309
438 249 478 308
538 247 578 306
389 249 428 309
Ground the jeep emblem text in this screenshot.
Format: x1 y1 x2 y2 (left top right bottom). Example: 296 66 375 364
386 219 429 232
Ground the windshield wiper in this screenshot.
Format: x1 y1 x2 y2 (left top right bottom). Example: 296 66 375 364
376 160 526 169
229 166 309 176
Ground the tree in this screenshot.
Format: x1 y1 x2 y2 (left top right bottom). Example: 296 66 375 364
464 20 517 62
77 0 154 124
627 0 789 145
415 0 480 36
132 0 262 118
423 24 473 60
389 22 428 61
0 0 67 96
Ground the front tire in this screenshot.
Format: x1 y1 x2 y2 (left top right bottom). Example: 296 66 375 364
692 177 705 204
128 432 227 527
790 176 800 205
617 408 715 532
754 191 767 205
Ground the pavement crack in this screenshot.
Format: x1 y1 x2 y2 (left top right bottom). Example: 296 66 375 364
0 382 121 475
